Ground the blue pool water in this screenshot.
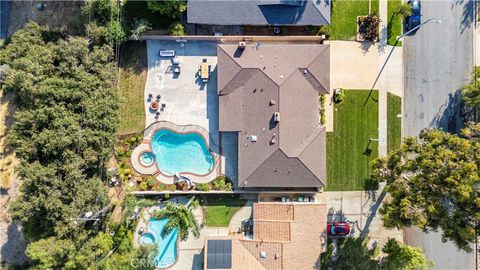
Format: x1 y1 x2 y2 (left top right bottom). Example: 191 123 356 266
141 218 178 268
151 129 214 175
140 152 155 166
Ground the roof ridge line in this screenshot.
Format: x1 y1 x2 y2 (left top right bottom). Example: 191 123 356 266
218 45 243 94
306 47 330 92
295 126 326 186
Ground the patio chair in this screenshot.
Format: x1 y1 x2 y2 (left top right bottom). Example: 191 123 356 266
156 94 161 101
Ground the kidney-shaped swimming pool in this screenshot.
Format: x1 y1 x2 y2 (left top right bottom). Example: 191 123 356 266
151 129 214 176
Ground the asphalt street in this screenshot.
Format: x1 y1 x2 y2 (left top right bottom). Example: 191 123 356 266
404 0 474 135
403 0 475 269
0 0 8 40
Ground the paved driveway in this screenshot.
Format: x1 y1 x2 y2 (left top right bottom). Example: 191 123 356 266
326 190 403 249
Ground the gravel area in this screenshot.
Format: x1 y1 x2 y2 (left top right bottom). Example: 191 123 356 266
0 92 28 267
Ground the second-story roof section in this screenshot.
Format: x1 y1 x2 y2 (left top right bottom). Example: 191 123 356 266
187 0 331 26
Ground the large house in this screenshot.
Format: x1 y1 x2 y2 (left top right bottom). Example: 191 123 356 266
204 202 327 270
187 0 331 26
217 42 330 191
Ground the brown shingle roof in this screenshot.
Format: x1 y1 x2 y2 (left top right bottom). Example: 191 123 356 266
218 43 329 188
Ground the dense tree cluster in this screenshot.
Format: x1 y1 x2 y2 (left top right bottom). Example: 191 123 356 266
322 237 432 270
146 0 186 20
462 66 480 109
371 123 480 252
0 22 124 268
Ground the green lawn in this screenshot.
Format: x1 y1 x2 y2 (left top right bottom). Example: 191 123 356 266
326 90 379 191
387 0 403 46
329 0 379 40
387 93 402 152
119 41 147 134
202 195 246 227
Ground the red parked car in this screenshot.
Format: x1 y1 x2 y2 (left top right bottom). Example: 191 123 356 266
327 222 351 236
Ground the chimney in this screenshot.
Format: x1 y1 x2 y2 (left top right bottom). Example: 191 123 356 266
238 41 246 50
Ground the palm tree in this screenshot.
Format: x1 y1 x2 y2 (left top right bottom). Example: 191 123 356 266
152 202 200 241
394 3 412 18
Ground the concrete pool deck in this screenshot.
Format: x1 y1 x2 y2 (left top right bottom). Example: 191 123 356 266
145 40 219 146
144 40 238 184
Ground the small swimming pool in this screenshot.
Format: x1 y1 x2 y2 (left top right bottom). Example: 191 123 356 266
140 152 155 166
151 129 214 175
141 218 178 269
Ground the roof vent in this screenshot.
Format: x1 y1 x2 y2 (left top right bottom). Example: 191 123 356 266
279 75 283 79
270 138 277 144
238 41 246 50
275 253 280 259
251 135 257 142
270 99 276 105
303 69 308 75
274 112 280 122
260 251 267 258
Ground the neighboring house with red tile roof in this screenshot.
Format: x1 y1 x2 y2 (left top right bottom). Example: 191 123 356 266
204 202 327 270
217 43 330 190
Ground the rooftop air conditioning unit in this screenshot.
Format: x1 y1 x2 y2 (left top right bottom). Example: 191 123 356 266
251 135 257 142
238 41 246 50
274 112 280 122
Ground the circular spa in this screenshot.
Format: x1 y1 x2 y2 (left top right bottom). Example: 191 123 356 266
140 152 155 167
151 129 214 175
139 232 156 245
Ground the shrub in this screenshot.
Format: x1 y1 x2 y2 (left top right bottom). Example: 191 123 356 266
147 0 186 19
116 146 130 160
127 134 143 148
167 184 177 191
318 25 330 37
169 22 186 36
146 176 155 188
334 89 346 104
105 20 127 44
212 176 233 191
153 183 165 191
138 182 148 191
189 199 200 210
359 13 381 41
196 183 211 192
319 94 326 125
130 19 151 40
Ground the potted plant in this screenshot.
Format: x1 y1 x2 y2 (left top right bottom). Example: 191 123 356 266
357 12 381 42
150 101 160 111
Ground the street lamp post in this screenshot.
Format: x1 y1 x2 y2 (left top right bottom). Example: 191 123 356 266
368 18 442 94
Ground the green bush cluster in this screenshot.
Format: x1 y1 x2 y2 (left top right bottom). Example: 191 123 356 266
334 89 346 104
319 94 326 125
195 183 211 192
169 22 186 36
212 176 232 191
